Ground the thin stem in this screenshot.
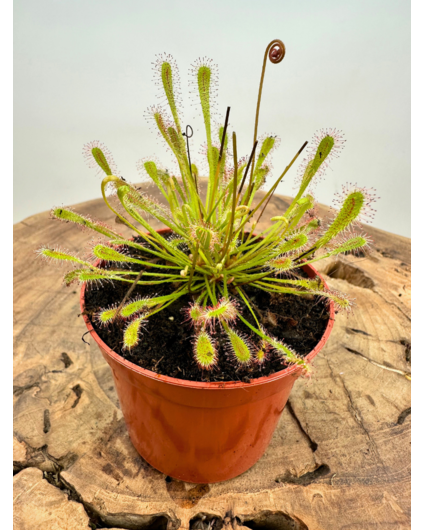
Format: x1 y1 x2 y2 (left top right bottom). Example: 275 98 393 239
253 39 285 146
237 141 258 196
248 39 286 205
221 132 238 260
235 286 261 328
207 106 231 214
187 244 199 292
204 275 217 305
112 269 144 322
222 271 229 298
219 107 231 160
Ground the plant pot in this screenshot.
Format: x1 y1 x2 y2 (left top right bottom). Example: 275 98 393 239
80 229 335 483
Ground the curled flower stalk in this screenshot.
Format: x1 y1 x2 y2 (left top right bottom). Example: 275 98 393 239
37 39 377 375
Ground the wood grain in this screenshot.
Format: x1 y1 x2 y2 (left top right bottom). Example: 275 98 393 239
14 182 411 529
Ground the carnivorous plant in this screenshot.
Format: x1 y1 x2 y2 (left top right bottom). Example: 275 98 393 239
38 39 377 373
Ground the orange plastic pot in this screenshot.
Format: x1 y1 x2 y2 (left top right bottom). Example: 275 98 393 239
80 230 334 483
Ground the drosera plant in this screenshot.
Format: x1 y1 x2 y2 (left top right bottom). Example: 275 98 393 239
38 39 377 376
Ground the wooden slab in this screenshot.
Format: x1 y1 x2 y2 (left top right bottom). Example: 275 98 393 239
13 468 91 529
14 182 411 529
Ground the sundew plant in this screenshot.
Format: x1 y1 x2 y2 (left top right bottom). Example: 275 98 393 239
39 39 377 373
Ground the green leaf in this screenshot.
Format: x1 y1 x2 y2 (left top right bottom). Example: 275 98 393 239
120 297 153 318
268 256 293 272
96 306 119 324
39 248 89 267
168 126 185 159
255 136 276 170
194 331 217 369
143 160 168 189
64 268 119 285
93 244 141 264
191 163 199 180
255 348 266 363
198 65 212 142
161 61 181 131
253 165 269 191
203 299 237 324
227 330 251 364
121 292 188 319
310 289 353 312
51 208 119 238
271 340 308 369
124 187 169 219
330 236 368 256
123 316 147 349
316 191 365 248
187 302 204 324
91 147 113 175
108 239 145 252
277 233 308 254
153 111 172 147
301 135 334 188
209 145 219 181
310 136 334 173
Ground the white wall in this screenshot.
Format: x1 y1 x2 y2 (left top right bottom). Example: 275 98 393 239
14 0 410 237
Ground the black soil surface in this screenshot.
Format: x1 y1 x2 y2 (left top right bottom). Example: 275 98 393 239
83 236 330 383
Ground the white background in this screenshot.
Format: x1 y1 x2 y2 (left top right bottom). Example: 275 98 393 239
14 0 410 236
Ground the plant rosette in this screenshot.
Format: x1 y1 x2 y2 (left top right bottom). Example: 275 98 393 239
38 39 377 483
81 229 335 483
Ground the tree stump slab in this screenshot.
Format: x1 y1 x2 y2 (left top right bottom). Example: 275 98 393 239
13 468 91 529
14 184 411 529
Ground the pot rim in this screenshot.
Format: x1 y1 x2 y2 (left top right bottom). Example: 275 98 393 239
80 228 335 390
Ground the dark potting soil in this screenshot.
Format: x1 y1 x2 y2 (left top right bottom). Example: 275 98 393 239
84 236 330 383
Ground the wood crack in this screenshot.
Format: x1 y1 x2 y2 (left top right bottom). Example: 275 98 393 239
343 346 411 380
374 290 411 322
13 436 78 475
13 381 40 397
286 399 318 452
275 464 331 486
71 384 83 408
324 356 387 471
43 410 51 434
397 407 411 425
14 464 180 530
190 510 309 530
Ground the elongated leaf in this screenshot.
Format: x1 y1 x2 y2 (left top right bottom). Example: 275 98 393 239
202 299 238 325
83 141 118 176
271 339 309 370
51 208 120 238
329 236 368 256
93 244 141 264
123 316 147 349
316 191 365 248
268 256 293 272
38 248 90 267
120 297 154 318
194 331 217 369
143 160 168 189
198 65 212 143
161 60 181 131
96 305 119 324
254 136 276 173
64 268 120 285
276 233 308 254
226 329 251 364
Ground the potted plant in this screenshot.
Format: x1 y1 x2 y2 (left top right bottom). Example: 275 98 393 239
38 39 376 483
